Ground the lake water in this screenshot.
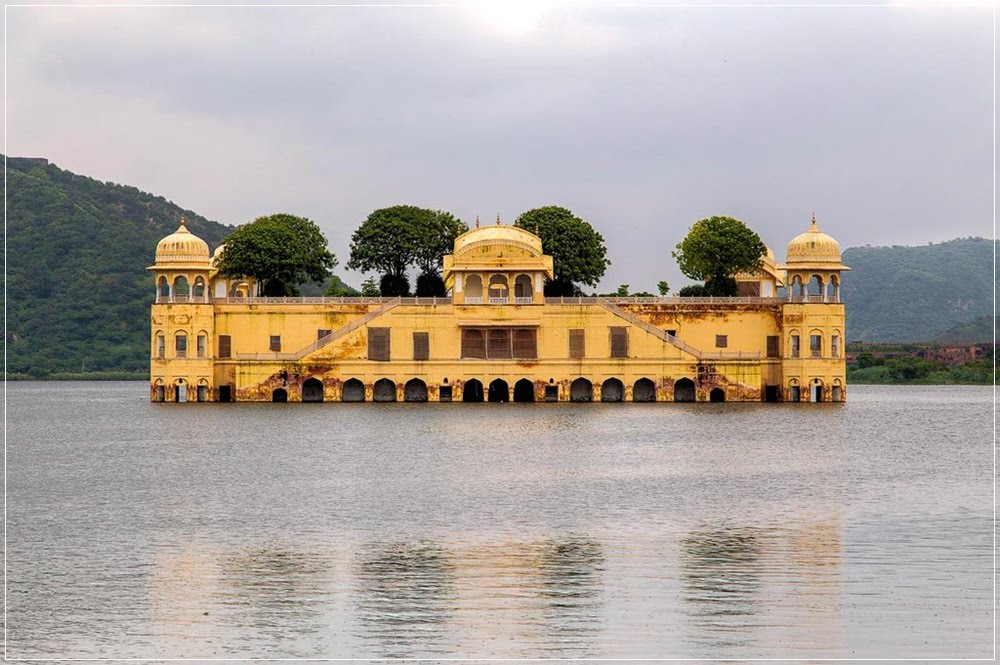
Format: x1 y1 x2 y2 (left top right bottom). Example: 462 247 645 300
6 382 994 658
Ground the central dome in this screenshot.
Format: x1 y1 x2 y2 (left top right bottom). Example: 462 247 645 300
453 223 543 256
154 220 210 265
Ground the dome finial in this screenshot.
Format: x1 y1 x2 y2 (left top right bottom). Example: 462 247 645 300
495 213 501 225
176 214 190 234
811 212 817 228
475 215 480 228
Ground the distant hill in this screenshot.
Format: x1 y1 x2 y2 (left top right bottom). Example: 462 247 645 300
932 315 996 344
841 238 996 343
4 157 236 377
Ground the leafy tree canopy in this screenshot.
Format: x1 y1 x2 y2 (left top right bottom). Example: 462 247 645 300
514 206 610 293
672 216 766 294
217 213 336 297
347 205 466 280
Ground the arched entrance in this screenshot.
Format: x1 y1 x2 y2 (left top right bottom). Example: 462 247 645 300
342 378 365 402
373 378 397 402
633 378 656 402
570 378 593 402
674 378 695 402
302 378 324 402
601 378 624 402
404 378 428 402
709 387 726 402
488 379 509 402
272 388 288 402
832 380 843 402
463 378 484 402
513 378 535 402
810 379 824 403
175 380 187 403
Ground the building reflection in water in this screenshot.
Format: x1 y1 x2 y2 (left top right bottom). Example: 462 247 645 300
216 547 332 649
681 525 764 651
148 543 334 656
353 536 605 658
680 518 843 656
534 537 605 654
353 541 457 658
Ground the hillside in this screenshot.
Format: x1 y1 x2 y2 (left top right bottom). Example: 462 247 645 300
932 315 996 344
841 238 996 343
4 157 236 377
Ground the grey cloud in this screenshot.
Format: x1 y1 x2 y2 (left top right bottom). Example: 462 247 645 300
6 5 992 291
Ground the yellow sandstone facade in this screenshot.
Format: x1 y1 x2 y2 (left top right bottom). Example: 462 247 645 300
148 216 848 404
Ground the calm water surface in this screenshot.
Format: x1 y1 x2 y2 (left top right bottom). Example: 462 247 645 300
6 383 994 658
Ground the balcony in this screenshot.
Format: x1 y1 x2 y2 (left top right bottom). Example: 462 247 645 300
488 297 509 305
514 297 533 305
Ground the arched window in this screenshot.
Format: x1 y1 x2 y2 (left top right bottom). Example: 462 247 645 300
514 274 532 302
465 274 483 303
154 331 165 359
828 275 840 302
175 332 188 358
157 276 170 298
809 330 823 358
196 331 208 358
788 379 801 402
789 330 801 358
807 275 824 299
488 275 509 303
193 276 206 298
173 276 190 298
790 275 804 298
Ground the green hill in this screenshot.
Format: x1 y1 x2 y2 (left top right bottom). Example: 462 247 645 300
932 315 996 344
4 157 236 378
841 238 996 343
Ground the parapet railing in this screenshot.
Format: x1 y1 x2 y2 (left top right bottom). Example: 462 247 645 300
215 296 453 305
154 295 212 304
168 295 838 306
546 296 789 305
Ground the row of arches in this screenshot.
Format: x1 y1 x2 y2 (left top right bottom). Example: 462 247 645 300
272 377 719 403
462 273 534 302
788 274 841 302
156 275 252 300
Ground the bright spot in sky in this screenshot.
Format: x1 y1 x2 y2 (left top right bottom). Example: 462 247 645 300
464 1 562 36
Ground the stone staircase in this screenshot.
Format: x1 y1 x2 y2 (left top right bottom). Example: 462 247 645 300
292 297 402 359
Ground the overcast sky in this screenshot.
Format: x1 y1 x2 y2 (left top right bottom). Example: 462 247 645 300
6 2 994 291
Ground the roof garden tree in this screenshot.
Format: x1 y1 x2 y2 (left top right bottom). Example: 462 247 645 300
672 216 766 297
514 206 610 297
347 205 466 297
216 213 336 297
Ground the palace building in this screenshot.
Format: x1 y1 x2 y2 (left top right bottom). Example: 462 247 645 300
148 216 848 403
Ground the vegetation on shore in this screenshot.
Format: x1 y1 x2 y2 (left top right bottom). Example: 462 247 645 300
847 343 995 385
6 156 995 382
